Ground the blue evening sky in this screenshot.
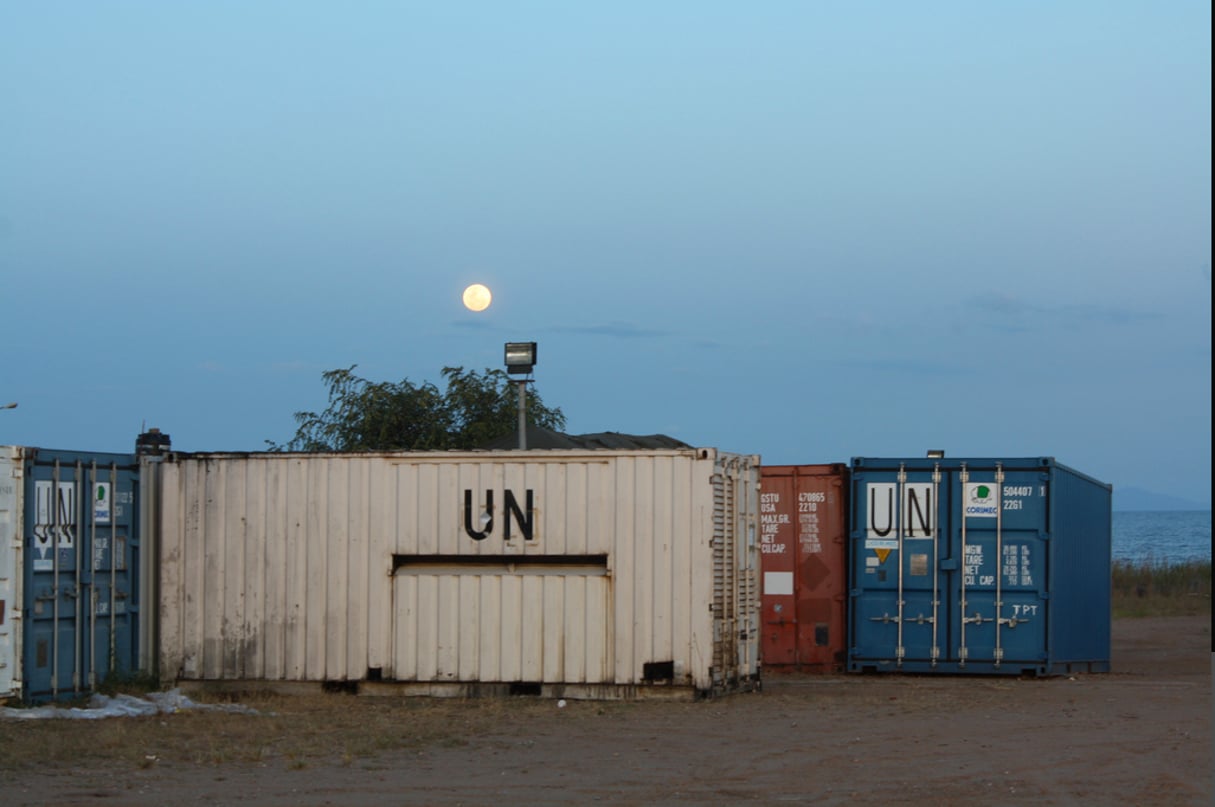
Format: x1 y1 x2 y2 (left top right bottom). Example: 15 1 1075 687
2 2 1210 505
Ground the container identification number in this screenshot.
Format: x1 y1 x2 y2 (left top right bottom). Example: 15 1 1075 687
760 491 789 555
1002 486 1038 511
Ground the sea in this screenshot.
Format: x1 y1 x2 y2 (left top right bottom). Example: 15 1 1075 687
1112 510 1211 565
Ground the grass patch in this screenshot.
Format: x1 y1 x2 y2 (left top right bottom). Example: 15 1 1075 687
0 692 522 772
1112 558 1211 617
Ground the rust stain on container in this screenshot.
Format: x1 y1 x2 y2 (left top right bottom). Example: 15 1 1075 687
759 464 848 672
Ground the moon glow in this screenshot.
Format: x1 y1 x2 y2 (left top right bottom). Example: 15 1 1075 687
462 283 492 312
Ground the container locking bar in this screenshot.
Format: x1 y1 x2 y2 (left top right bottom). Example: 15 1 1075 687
109 463 118 675
871 612 937 626
931 462 941 666
73 459 82 692
89 461 98 688
993 463 1004 668
51 459 61 698
958 463 968 667
895 463 906 666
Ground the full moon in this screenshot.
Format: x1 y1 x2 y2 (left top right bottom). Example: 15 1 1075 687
462 283 492 312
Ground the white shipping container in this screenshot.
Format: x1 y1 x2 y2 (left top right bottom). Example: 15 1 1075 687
153 448 760 699
0 448 23 700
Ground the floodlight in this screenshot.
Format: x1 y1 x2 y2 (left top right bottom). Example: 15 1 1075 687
504 342 537 375
503 342 538 449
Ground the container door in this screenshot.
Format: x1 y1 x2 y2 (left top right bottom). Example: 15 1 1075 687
23 453 140 701
759 471 797 666
949 466 1049 670
851 462 1051 673
760 465 848 671
792 467 847 671
851 465 950 668
391 571 612 684
0 449 21 699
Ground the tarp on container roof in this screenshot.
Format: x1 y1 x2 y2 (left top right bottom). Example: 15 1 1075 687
573 432 691 450
477 425 584 450
478 427 690 451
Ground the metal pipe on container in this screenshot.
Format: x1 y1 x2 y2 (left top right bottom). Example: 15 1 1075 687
931 462 941 666
994 463 1004 667
51 459 60 698
109 463 117 673
895 463 906 666
71 460 83 693
958 462 969 666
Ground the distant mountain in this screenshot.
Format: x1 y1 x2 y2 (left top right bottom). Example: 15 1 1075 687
1114 486 1210 512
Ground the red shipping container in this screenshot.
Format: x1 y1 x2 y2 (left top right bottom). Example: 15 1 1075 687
759 464 849 672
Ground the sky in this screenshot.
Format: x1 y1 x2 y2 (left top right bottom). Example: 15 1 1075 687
1 2 1210 506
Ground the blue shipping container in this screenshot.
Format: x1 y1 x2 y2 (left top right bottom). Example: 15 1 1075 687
0 447 143 702
847 457 1111 676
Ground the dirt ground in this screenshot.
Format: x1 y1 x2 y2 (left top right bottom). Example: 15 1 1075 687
3 615 1211 806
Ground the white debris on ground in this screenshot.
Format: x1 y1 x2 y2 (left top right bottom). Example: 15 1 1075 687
0 689 259 720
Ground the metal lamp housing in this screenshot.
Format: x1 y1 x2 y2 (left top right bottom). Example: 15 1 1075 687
504 342 537 375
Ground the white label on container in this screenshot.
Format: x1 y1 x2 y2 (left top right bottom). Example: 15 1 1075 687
94 482 111 524
964 483 998 518
866 482 936 545
34 480 76 553
764 571 794 596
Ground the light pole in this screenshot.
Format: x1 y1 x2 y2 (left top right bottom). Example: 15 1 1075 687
503 342 537 450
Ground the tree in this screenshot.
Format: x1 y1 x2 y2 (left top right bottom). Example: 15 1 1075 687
266 365 566 452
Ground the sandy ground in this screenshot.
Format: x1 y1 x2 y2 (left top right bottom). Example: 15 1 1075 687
3 615 1211 806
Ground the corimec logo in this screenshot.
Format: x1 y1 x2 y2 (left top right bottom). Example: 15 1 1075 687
965 483 997 518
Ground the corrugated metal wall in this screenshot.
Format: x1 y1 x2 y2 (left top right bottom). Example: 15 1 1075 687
0 449 21 699
155 449 760 696
1048 463 1113 667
